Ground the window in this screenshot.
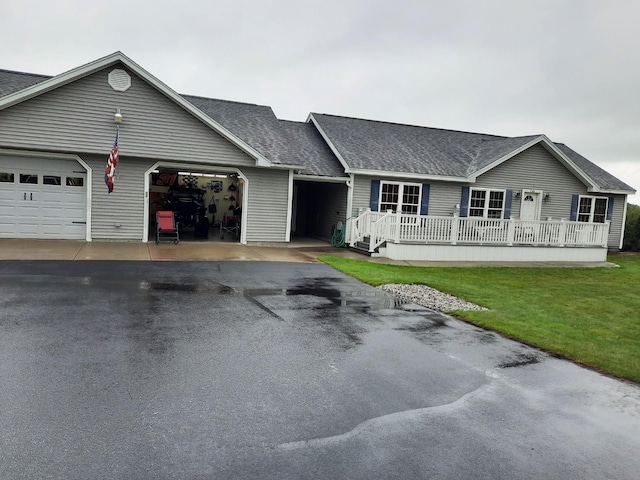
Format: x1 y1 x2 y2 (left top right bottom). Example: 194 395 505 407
379 182 421 214
0 172 14 183
469 188 505 218
20 174 37 184
43 175 61 185
66 177 84 187
577 196 608 223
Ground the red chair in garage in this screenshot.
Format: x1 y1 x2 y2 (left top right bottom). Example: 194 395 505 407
156 211 179 244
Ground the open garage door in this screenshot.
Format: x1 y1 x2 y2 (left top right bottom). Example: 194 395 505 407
0 155 88 239
148 166 244 243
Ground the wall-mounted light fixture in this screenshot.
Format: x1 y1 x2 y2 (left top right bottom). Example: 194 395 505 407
543 193 550 202
114 108 123 124
513 191 522 199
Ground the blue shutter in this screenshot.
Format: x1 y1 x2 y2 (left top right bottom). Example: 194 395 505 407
370 180 380 211
460 187 470 217
570 194 579 221
606 196 614 221
504 190 513 219
420 184 430 215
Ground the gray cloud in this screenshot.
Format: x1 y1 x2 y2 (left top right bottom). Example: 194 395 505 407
2 0 639 200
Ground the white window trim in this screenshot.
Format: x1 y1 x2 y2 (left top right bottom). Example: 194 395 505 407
577 195 609 223
378 181 422 213
469 188 506 219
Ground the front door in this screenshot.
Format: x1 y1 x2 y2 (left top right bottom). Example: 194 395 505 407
519 191 541 221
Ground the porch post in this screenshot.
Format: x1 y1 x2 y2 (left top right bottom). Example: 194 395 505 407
345 217 353 246
506 219 515 246
394 210 401 243
603 221 611 247
558 218 567 247
451 214 459 245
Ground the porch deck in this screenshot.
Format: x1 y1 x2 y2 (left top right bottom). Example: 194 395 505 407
348 210 610 262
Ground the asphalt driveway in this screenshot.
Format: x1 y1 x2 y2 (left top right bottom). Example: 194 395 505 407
1 261 639 479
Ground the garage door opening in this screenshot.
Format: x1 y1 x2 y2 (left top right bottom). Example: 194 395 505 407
148 167 244 243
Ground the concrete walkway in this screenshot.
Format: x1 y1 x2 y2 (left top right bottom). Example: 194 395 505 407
0 238 349 262
0 238 616 267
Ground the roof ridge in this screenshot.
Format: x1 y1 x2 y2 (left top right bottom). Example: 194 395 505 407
479 133 541 142
311 112 510 139
182 93 267 108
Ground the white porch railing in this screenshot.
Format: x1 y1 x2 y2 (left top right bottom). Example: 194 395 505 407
347 209 610 252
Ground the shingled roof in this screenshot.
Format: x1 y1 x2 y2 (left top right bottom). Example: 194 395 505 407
310 113 634 192
0 69 51 98
183 95 345 177
0 63 633 192
555 143 634 192
311 113 534 177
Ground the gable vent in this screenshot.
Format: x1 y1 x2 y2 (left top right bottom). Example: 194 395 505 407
108 69 131 92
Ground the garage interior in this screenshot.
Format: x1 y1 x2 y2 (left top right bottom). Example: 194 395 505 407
291 180 348 243
149 167 243 243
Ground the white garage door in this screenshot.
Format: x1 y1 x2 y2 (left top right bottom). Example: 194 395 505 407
0 155 87 239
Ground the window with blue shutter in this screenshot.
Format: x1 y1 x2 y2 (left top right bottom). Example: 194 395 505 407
570 194 579 221
574 194 611 223
370 180 380 211
420 184 430 215
460 187 470 217
606 196 614 221
373 181 424 214
504 190 513 219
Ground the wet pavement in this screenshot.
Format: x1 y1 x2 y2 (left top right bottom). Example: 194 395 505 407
0 261 639 479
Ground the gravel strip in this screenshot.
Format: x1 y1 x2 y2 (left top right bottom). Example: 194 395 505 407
377 283 488 312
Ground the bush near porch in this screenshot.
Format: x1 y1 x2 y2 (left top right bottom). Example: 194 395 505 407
319 255 640 384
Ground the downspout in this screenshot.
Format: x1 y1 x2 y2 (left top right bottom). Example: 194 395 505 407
620 195 628 250
345 174 354 243
285 169 294 242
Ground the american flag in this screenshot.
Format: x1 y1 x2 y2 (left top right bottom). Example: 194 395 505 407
105 130 119 193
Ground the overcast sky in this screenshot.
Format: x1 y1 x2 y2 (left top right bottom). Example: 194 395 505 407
3 0 640 203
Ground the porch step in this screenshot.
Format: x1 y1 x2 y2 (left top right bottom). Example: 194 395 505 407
349 237 386 257
350 241 372 256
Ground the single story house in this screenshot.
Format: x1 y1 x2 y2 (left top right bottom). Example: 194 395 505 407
0 52 635 262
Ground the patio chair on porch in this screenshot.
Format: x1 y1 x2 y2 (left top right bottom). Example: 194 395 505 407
156 211 180 244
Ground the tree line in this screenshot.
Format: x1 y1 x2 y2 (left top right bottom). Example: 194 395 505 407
623 204 640 251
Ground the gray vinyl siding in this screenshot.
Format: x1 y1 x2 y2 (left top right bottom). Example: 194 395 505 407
243 167 290 242
475 144 623 249
474 144 586 218
352 144 625 249
352 174 373 216
423 182 465 216
607 194 626 249
352 174 460 217
84 153 154 240
0 65 255 167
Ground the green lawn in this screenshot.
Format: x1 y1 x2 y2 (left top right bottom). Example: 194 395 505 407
319 255 640 384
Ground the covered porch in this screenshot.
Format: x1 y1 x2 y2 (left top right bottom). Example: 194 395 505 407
347 209 611 262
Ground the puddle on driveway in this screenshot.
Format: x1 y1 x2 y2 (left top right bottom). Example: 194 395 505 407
394 318 447 332
137 278 401 310
497 353 541 369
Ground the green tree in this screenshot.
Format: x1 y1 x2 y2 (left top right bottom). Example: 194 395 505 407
623 203 640 251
